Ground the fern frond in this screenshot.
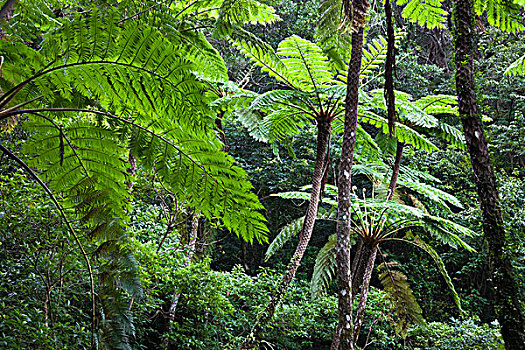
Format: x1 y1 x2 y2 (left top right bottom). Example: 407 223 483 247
397 178 464 211
395 0 448 29
359 111 439 152
277 35 334 90
400 234 464 315
378 259 424 338
235 108 269 142
2 10 269 244
174 29 229 82
474 0 524 33
214 0 280 36
230 28 299 87
265 216 305 261
360 36 389 81
310 233 337 297
264 207 337 261
262 109 312 142
315 0 353 71
505 54 525 76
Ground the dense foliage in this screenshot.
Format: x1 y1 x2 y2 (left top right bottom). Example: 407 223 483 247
1 0 524 349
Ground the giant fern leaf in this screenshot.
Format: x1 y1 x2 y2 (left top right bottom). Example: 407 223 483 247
378 260 424 338
277 35 334 90
395 0 448 29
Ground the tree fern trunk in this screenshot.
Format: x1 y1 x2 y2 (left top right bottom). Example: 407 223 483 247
352 244 378 344
387 141 404 200
241 119 332 349
350 240 374 300
332 21 367 349
454 1 525 349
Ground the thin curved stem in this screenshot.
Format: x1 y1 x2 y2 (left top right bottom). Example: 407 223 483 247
0 142 96 349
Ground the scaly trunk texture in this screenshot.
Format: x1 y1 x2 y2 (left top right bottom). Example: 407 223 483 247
384 0 396 136
241 119 332 349
332 0 368 344
352 244 378 343
387 141 404 200
454 1 525 349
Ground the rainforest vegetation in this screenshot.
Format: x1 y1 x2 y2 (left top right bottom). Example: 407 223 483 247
1 0 525 349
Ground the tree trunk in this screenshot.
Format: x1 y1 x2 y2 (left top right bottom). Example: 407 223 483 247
384 0 396 136
454 1 525 349
241 119 332 349
352 244 378 344
0 0 17 21
332 16 367 350
387 141 404 200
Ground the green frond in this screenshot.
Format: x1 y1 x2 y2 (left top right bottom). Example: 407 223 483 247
214 0 280 36
435 121 465 150
264 206 336 261
401 233 464 315
131 126 269 244
315 0 353 71
265 216 305 261
230 28 299 87
174 29 229 82
360 36 389 81
262 109 312 142
378 260 424 338
235 108 269 142
359 111 439 152
399 165 441 184
505 54 525 76
1 10 269 244
474 0 524 33
277 35 334 90
397 178 464 211
310 233 337 297
21 119 131 224
395 0 448 29
413 94 458 115
420 214 476 251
